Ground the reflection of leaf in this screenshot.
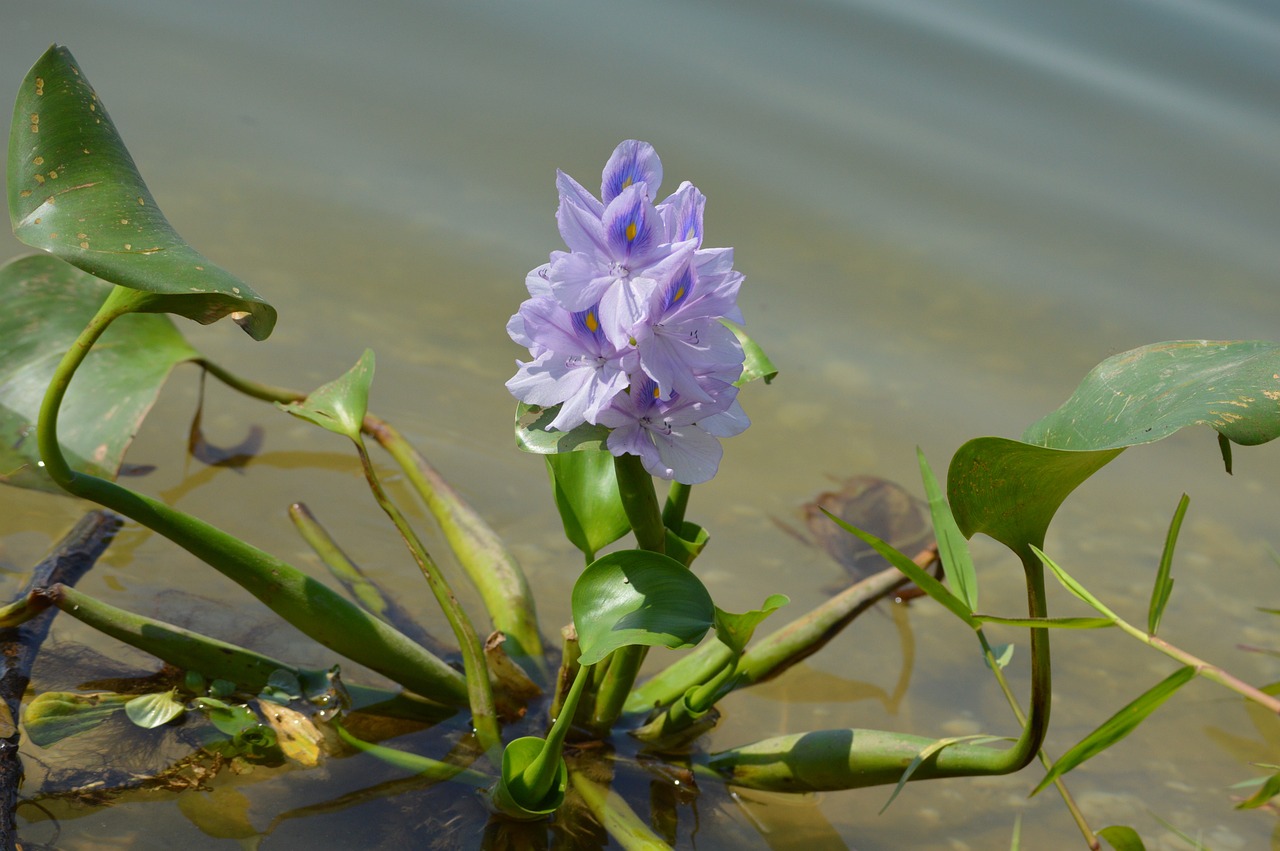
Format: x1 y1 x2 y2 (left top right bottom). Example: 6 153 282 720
177 785 261 840
0 254 199 493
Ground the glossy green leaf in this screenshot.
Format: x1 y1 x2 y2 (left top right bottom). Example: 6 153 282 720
124 689 186 729
545 450 630 560
278 349 374 441
918 448 978 611
1025 340 1280 450
664 520 709 567
23 690 130 747
1031 666 1196 796
948 437 1122 554
723 319 778 386
7 45 275 339
489 736 568 819
571 550 716 666
1148 494 1189 636
714 594 789 657
0 254 200 493
514 402 609 454
1097 826 1147 851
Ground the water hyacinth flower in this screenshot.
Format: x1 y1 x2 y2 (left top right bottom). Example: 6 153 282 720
508 140 749 484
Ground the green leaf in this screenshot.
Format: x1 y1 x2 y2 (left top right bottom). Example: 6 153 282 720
714 594 789 657
7 46 275 339
277 349 374 441
545 450 630 560
823 510 979 628
1148 494 1189 636
0 254 200 493
1025 340 1280 450
572 550 716 666
1031 666 1197 796
664 520 710 567
1235 770 1280 810
1097 825 1148 851
948 437 1122 554
973 615 1115 630
489 735 568 819
723 319 778 386
514 402 610 454
23 691 130 747
918 448 978 611
124 689 186 729
1033 546 1118 618
192 696 260 738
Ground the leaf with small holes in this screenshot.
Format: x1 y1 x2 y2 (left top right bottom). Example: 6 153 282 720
0 254 200 493
7 44 275 339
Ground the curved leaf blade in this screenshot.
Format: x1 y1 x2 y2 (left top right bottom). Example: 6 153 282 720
7 45 275 339
947 437 1122 553
545 450 630 560
0 254 200 492
125 689 186 729
278 349 374 441
1031 665 1196 796
1025 340 1280 450
572 550 715 666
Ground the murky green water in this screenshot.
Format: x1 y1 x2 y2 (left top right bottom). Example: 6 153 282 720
2 1 1279 847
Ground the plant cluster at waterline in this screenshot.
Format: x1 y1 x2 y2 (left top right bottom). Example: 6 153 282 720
0 44 1276 849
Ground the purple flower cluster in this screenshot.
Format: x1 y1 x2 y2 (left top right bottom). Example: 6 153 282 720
507 141 749 484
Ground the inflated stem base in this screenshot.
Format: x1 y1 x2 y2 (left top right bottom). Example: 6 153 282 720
706 728 1018 792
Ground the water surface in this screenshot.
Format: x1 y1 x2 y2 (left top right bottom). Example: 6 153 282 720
2 1 1279 848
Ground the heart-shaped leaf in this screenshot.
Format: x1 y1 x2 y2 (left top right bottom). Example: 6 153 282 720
0 254 200 493
572 550 715 666
714 594 789 657
7 45 275 339
278 349 374 442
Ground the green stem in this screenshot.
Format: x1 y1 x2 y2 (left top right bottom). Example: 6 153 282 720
354 437 502 754
662 481 691 533
585 455 667 735
201 362 546 680
36 288 468 707
976 631 1098 849
521 662 590 803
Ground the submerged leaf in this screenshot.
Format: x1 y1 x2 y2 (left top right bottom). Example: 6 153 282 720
0 254 200 493
7 45 275 338
23 690 130 747
124 690 186 729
